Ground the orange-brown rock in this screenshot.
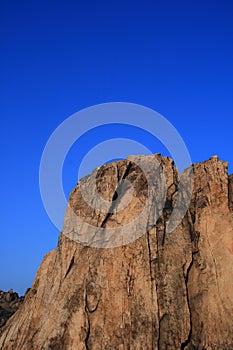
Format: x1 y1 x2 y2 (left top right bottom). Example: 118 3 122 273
0 155 232 349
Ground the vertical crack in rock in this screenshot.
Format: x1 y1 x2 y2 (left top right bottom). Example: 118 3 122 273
146 229 155 350
228 174 233 211
64 256 75 279
181 256 193 349
100 161 132 228
180 211 194 350
84 284 91 350
153 213 163 350
84 315 90 350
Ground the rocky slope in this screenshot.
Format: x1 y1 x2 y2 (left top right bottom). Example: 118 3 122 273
0 154 232 349
0 290 24 335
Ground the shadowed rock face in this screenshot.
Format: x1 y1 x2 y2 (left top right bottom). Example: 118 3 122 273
0 290 24 335
0 154 232 350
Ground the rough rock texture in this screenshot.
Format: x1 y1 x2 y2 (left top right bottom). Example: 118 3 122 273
0 154 233 350
0 290 24 335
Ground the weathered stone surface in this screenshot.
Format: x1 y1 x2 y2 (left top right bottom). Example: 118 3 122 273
187 158 233 350
0 154 232 349
0 290 24 335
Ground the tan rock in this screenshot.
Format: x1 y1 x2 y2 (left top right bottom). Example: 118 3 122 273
0 155 232 349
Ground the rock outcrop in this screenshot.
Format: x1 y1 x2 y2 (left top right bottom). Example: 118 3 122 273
0 290 24 335
0 154 232 349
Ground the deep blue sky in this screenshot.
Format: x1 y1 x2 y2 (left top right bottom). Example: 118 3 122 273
1 0 233 295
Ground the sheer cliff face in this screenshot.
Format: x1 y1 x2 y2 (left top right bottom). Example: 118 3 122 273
1 155 233 350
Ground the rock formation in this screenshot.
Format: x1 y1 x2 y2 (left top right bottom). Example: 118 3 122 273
0 154 232 349
0 290 24 335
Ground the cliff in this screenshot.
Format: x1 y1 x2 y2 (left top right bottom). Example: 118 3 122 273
0 154 232 349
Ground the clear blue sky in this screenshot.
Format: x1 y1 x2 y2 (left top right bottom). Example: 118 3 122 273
1 0 233 295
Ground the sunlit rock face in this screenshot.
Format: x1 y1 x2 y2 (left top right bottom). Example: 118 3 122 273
0 155 232 350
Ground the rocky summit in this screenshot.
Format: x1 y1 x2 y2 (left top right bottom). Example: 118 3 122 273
0 154 233 350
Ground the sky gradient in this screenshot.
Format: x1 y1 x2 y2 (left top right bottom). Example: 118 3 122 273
1 0 233 295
